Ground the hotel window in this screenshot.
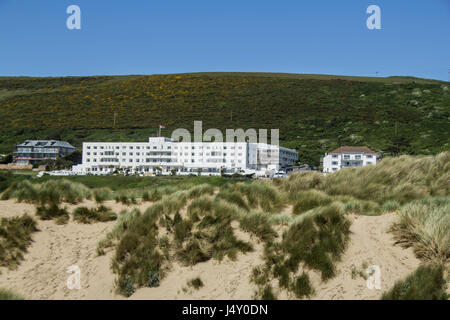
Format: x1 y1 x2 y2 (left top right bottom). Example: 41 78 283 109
129 153 133 156
130 146 133 150
332 154 338 158
343 154 350 160
332 161 338 165
367 155 373 159
355 155 361 160
87 146 91 149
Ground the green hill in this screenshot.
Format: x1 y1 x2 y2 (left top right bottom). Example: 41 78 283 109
0 72 449 165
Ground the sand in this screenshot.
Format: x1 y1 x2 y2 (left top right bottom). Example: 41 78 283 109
0 199 422 300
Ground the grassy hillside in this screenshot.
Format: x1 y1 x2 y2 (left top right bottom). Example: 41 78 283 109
0 72 449 165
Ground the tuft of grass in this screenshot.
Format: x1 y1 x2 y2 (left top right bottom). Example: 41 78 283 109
1 179 91 204
381 200 401 213
111 206 165 296
240 211 277 242
177 238 211 265
187 277 204 290
0 288 25 300
36 203 69 223
187 184 215 199
392 197 449 263
342 199 380 216
239 182 285 213
72 205 117 224
252 202 351 298
115 192 138 205
291 273 314 299
216 189 249 211
0 214 37 269
292 190 332 215
381 265 448 300
93 187 113 203
260 285 277 300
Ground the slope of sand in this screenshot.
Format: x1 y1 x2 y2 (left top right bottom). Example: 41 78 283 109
310 213 421 300
0 199 421 300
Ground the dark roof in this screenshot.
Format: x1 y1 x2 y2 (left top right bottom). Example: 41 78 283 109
17 140 76 149
329 146 376 154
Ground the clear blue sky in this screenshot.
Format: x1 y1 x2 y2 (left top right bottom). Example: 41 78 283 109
1 0 449 80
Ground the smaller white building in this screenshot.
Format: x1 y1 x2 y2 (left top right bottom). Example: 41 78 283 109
322 146 377 173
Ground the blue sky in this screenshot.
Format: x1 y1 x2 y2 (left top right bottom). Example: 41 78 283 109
0 0 449 80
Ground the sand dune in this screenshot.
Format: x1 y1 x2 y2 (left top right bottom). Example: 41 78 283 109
0 200 421 300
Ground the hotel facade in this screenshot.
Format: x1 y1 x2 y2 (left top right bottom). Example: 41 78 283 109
322 146 377 173
73 137 297 175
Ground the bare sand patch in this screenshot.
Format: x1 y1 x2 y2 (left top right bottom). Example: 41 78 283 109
310 213 421 300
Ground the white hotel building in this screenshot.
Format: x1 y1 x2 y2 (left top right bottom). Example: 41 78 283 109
73 137 297 176
322 146 377 173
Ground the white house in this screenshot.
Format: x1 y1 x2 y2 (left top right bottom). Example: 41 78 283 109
322 146 377 173
73 137 297 176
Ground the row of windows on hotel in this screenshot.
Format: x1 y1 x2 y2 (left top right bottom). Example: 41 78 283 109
331 154 374 160
86 158 244 164
86 151 244 157
86 145 244 151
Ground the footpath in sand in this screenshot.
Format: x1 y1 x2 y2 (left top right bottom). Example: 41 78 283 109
0 199 420 300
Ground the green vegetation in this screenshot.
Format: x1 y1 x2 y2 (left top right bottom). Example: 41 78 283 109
1 179 90 204
0 73 448 165
0 288 25 300
72 206 117 224
392 197 449 263
187 277 204 290
291 273 314 299
381 265 448 300
36 204 70 224
0 214 37 269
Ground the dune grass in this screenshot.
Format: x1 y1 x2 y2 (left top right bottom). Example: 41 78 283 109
1 179 91 204
239 210 278 242
381 264 448 300
392 197 449 263
238 181 285 213
0 288 25 300
0 214 37 269
252 202 351 298
187 277 204 290
72 205 117 224
36 203 70 224
292 190 332 215
92 187 113 203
